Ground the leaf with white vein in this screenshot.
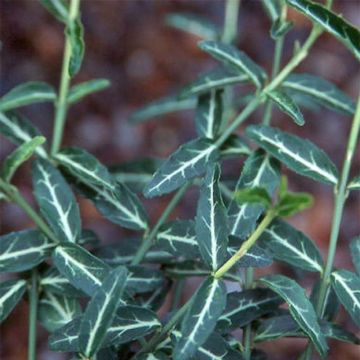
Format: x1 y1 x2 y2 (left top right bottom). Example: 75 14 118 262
246 125 338 185
348 174 360 191
53 243 110 296
198 41 267 89
126 265 164 294
38 292 81 332
179 66 248 99
286 0 360 60
0 279 27 323
266 89 305 126
259 219 324 273
0 229 53 272
283 73 355 115
68 79 110 104
331 269 360 328
228 149 280 239
79 266 128 358
259 274 328 357
195 90 223 139
144 138 219 198
32 158 81 243
0 82 56 111
0 111 47 158
350 236 360 276
220 134 251 159
196 164 229 271
174 277 227 360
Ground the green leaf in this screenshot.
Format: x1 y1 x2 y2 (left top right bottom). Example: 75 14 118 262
2 136 45 182
67 79 110 104
165 13 220 40
195 90 223 139
179 66 248 99
220 134 251 158
144 138 219 198
283 73 355 115
271 19 293 39
261 0 281 22
78 229 100 247
276 191 313 217
266 90 305 126
348 174 360 191
40 0 68 23
126 265 164 294
137 352 170 360
53 243 110 296
259 274 328 357
0 279 27 323
129 95 196 124
66 15 85 76
217 288 283 332
0 111 47 158
259 219 323 272
198 41 267 89
228 149 280 239
321 321 360 345
331 269 360 328
0 82 56 111
350 236 360 275
157 220 198 258
39 292 81 332
32 158 81 243
79 266 128 358
234 187 272 208
286 0 360 60
196 164 229 271
0 229 53 272
174 277 227 360
246 125 339 185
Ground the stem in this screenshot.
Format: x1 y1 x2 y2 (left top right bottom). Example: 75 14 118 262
51 0 81 156
171 280 184 311
243 267 254 360
214 209 276 278
131 183 190 265
28 270 38 360
222 0 241 44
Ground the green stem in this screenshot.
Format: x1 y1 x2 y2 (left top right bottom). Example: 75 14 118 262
51 0 81 156
131 183 190 265
171 280 184 311
243 267 254 360
222 0 241 44
214 209 276 278
28 270 38 360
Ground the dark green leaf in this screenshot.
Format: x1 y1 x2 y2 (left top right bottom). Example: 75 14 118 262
78 229 100 247
234 187 272 208
68 79 110 104
40 0 68 22
348 174 360 191
198 41 267 89
48 315 81 351
0 229 53 272
350 236 360 275
144 138 219 198
126 265 164 294
32 158 81 243
220 134 251 158
0 279 27 322
66 16 85 76
246 125 339 185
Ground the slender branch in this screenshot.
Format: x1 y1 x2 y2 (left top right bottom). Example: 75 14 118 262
243 267 254 360
222 0 241 44
51 0 81 156
28 270 38 360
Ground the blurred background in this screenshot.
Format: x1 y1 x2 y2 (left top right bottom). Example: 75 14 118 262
0 0 359 359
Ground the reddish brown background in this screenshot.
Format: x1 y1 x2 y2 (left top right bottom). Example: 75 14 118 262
0 0 359 359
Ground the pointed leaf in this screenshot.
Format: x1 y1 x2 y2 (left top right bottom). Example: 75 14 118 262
348 174 360 191
246 125 338 185
2 136 45 182
283 73 355 115
350 236 360 275
0 229 53 272
259 274 328 357
39 292 81 332
144 138 219 198
287 0 360 60
220 134 251 158
0 82 56 111
331 269 360 328
126 265 164 294
198 41 267 89
40 0 68 23
266 90 305 125
0 279 27 322
275 191 313 217
196 164 229 271
174 277 227 360
259 219 323 272
66 16 85 76
32 158 81 243
234 187 272 208
228 149 280 239
68 79 110 104
79 266 128 357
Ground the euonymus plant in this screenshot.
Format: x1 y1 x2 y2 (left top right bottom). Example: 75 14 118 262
0 0 359 359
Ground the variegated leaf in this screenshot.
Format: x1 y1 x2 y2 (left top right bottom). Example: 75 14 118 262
126 265 164 294
348 174 360 191
174 277 227 360
196 164 229 271
144 138 219 198
0 279 27 322
0 229 53 272
220 134 251 159
32 158 81 243
246 125 339 185
350 236 360 275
